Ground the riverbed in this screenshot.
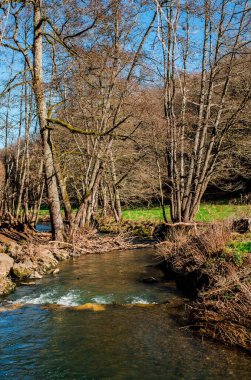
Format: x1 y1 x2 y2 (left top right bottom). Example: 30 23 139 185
0 248 250 379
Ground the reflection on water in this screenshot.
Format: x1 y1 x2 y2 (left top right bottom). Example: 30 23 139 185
0 249 250 380
36 222 51 232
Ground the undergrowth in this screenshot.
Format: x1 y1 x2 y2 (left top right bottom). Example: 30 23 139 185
158 224 251 352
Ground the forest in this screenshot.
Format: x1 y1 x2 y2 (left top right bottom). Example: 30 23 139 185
0 0 250 239
0 1 251 378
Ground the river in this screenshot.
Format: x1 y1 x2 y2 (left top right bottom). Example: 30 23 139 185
0 248 250 379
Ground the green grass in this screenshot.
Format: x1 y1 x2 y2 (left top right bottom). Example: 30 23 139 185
122 204 251 223
224 233 251 266
228 240 251 254
38 208 52 216
122 207 167 222
38 203 250 223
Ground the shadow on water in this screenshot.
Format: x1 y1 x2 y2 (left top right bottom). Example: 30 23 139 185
0 248 250 380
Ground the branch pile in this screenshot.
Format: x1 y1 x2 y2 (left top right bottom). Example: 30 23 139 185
158 224 251 352
69 228 150 254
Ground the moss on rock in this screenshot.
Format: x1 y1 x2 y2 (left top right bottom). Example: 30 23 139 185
12 262 33 279
0 276 16 296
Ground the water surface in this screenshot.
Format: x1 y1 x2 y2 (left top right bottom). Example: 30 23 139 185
0 248 250 379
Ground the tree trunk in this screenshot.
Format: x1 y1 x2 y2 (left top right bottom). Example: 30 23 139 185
33 1 64 240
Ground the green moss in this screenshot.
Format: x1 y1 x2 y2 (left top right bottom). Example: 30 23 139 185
0 277 16 296
13 265 33 279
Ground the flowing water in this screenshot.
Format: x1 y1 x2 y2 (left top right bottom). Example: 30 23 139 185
0 248 250 380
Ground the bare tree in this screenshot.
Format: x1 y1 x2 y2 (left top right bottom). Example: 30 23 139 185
154 0 251 222
0 0 98 238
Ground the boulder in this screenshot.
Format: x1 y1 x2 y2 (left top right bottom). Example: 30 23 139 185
35 249 58 273
0 276 16 296
29 271 43 279
52 249 69 261
0 253 14 276
6 243 23 259
13 260 34 279
232 218 251 234
71 303 106 312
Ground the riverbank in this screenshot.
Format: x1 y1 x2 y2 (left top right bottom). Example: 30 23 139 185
1 219 250 354
2 247 250 380
0 226 153 297
157 222 251 353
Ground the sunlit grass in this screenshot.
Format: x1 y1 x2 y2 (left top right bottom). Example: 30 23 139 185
122 207 167 222
122 204 251 223
38 204 250 223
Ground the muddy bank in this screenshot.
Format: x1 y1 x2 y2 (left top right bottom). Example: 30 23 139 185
0 226 153 297
157 223 251 353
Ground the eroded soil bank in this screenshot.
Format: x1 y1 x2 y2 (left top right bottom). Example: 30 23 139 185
0 225 152 296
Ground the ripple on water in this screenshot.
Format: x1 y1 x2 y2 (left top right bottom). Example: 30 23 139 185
12 290 83 307
91 294 115 304
56 290 82 306
1 248 251 380
10 291 157 307
128 296 157 305
12 290 57 305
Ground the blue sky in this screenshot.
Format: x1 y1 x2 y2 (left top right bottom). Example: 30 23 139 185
0 0 249 147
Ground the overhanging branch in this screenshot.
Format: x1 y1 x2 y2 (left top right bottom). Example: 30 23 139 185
46 117 97 135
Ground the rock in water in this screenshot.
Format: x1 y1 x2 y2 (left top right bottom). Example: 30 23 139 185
0 302 23 312
29 271 43 279
71 303 106 312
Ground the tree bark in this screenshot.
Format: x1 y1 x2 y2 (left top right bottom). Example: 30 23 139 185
33 0 64 240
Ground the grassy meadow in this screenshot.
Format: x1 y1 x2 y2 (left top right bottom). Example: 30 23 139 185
122 204 250 223
39 203 250 223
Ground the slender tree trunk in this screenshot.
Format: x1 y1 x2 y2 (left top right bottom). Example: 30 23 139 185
101 180 108 218
30 159 44 227
51 141 73 224
33 1 64 240
109 150 122 222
